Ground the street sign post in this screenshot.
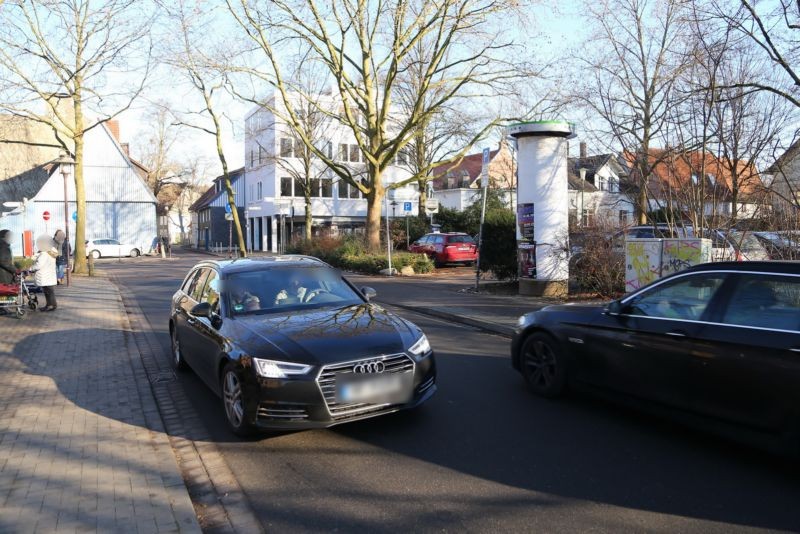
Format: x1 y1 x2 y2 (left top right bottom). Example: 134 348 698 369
481 147 490 188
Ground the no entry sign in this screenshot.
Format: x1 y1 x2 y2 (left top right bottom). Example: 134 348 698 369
42 210 51 221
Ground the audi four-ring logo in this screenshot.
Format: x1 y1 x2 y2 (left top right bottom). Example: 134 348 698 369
354 360 386 374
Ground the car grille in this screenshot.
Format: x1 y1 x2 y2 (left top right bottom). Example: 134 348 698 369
256 403 309 422
317 353 414 420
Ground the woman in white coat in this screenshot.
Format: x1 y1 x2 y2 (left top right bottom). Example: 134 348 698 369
31 235 59 311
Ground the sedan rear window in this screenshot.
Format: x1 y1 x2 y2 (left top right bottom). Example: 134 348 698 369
226 267 364 315
721 275 800 331
447 235 474 244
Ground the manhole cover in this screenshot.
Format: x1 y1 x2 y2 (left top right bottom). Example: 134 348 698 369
150 370 177 384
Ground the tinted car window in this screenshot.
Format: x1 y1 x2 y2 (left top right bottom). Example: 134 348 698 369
227 267 364 315
627 274 726 320
200 270 220 312
721 275 800 331
181 270 200 293
448 235 474 244
433 235 445 244
189 269 210 302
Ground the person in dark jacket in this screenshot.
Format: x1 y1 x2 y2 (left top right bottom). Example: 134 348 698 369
0 229 15 285
53 229 70 284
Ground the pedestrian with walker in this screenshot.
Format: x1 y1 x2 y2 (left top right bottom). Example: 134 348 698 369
0 230 14 285
31 235 59 312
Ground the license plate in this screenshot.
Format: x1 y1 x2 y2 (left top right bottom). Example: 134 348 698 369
337 373 412 404
458 246 470 250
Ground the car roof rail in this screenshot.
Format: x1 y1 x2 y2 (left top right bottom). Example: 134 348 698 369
280 254 331 267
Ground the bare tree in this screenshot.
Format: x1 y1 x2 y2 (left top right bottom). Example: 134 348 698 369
158 0 247 256
576 0 689 224
701 0 800 108
227 0 526 251
0 0 152 272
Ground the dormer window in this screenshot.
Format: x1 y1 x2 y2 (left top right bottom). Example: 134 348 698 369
691 173 699 185
707 174 716 186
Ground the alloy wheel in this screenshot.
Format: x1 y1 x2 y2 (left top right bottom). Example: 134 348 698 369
525 339 556 388
223 370 244 429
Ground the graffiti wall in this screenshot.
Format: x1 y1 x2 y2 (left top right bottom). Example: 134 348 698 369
625 238 711 292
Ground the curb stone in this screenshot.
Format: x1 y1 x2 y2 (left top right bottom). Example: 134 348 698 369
110 274 265 534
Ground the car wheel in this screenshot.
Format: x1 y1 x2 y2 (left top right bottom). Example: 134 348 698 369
129 248 140 258
90 250 101 259
221 363 254 437
520 332 567 398
170 326 188 371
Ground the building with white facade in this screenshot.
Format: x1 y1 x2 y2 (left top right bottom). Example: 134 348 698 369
243 93 418 252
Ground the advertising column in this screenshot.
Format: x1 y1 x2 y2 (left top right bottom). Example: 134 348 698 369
508 121 575 297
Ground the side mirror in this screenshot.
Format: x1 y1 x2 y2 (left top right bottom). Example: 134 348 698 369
191 301 214 319
606 300 624 314
361 286 377 301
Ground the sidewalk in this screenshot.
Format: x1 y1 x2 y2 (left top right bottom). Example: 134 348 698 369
0 277 200 533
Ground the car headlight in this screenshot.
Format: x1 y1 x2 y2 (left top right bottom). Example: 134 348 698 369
517 315 527 327
408 334 431 358
253 358 312 379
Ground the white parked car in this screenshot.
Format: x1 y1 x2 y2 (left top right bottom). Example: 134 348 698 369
85 238 142 259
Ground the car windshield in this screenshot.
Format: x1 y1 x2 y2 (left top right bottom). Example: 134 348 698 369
225 267 363 315
728 231 765 253
448 235 474 244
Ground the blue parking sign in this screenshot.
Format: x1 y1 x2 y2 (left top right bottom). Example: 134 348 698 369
403 202 412 212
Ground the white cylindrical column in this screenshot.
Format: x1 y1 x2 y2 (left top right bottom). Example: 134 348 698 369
508 121 575 297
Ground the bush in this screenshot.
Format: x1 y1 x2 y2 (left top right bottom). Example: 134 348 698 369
13 257 34 271
569 224 624 297
478 208 517 280
286 235 432 274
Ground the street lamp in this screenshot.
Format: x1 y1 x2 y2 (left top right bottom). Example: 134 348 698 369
55 151 75 286
579 167 587 227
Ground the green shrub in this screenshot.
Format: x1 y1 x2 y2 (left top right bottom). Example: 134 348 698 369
478 208 517 280
286 235 432 274
13 257 34 271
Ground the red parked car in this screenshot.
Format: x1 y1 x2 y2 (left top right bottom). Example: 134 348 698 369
409 232 478 267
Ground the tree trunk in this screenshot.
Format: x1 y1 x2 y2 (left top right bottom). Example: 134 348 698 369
365 176 384 251
72 123 88 274
304 194 312 241
417 178 427 215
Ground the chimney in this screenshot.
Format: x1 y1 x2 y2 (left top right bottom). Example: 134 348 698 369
120 142 130 156
106 119 120 141
580 142 587 159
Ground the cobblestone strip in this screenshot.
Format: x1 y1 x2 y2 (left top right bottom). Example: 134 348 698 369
110 275 264 534
0 277 201 533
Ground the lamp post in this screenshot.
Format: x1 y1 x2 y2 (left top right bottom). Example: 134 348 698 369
579 167 587 227
56 152 75 286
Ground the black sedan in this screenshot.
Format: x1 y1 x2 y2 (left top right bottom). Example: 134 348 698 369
169 256 436 435
512 261 800 451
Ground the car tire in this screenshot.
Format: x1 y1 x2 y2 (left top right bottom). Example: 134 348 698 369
520 332 567 398
130 248 140 258
90 250 101 259
170 326 188 372
221 363 254 437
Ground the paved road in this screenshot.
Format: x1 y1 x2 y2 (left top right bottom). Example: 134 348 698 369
101 252 800 533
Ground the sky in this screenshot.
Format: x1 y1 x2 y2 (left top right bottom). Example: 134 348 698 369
116 0 590 185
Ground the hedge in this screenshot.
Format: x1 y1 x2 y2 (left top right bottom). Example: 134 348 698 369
286 235 434 275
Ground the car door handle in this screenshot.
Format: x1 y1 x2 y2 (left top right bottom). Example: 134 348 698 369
665 331 686 337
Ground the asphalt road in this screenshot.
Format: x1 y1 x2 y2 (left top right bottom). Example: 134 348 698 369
101 251 800 533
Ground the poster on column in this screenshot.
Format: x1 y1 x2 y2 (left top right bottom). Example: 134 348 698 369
516 203 534 241
518 242 537 279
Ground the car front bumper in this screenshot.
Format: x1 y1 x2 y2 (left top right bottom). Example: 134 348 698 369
242 352 437 430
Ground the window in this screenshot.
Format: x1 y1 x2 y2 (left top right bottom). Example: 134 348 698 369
598 176 607 191
396 149 408 166
310 178 321 197
280 138 294 158
294 177 305 198
200 270 220 313
189 269 210 302
619 210 628 225
348 181 362 199
257 181 262 200
324 141 333 160
339 143 348 161
249 148 255 168
280 177 293 197
626 274 726 321
349 144 360 163
320 179 333 198
707 174 716 186
721 275 800 331
258 146 264 165
182 269 201 293
691 173 699 185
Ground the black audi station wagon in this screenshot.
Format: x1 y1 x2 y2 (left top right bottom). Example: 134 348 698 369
169 256 436 435
512 261 800 452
